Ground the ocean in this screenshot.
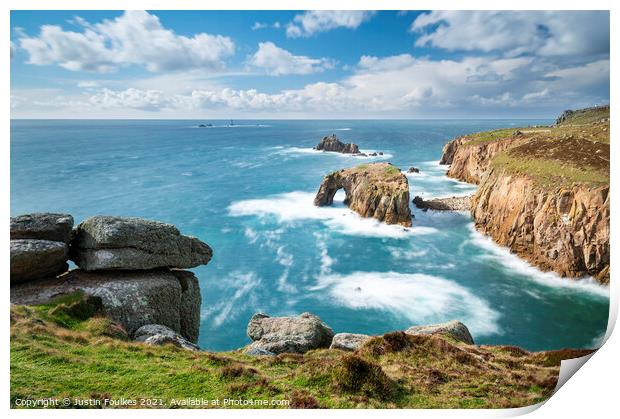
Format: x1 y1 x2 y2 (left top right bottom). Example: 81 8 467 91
10 119 609 352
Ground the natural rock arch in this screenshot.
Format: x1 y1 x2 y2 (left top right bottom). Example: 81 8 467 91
314 162 412 227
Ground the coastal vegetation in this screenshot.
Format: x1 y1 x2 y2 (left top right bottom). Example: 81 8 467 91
441 105 610 283
11 296 587 409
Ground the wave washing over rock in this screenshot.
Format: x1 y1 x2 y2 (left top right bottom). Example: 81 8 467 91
229 190 436 238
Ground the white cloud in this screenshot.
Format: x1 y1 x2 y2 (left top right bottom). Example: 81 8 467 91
546 59 610 89
522 89 550 102
248 42 335 76
77 81 99 88
11 54 609 118
412 11 609 60
286 11 375 38
251 22 267 30
88 88 173 111
19 10 235 73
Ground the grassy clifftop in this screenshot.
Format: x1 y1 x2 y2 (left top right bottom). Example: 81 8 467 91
11 294 592 409
461 105 609 187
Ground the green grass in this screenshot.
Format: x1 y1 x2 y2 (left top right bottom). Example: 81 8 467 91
11 296 581 409
452 105 610 187
462 128 523 146
11 294 571 408
384 165 401 175
491 152 609 187
557 105 609 126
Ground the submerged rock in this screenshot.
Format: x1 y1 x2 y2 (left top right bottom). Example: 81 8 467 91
412 195 472 211
71 216 212 271
10 268 201 343
10 239 69 284
405 320 474 345
134 324 199 351
314 134 360 154
314 162 412 227
407 167 420 174
246 312 335 354
10 213 74 243
330 333 372 351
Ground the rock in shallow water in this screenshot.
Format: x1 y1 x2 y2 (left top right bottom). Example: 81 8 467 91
405 320 474 345
10 239 69 284
329 333 372 351
10 268 201 343
134 324 199 351
10 213 74 243
247 312 335 354
71 215 212 271
412 195 472 211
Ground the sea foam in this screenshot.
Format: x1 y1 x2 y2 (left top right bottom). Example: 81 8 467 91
467 223 609 298
310 271 501 337
228 190 436 239
275 147 393 160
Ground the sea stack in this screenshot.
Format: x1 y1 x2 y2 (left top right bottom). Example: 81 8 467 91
314 162 412 227
314 134 360 154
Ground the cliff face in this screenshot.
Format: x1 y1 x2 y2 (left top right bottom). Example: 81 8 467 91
443 135 526 184
314 162 412 227
440 106 610 284
471 168 610 283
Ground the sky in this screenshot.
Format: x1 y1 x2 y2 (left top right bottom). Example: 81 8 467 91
9 10 610 119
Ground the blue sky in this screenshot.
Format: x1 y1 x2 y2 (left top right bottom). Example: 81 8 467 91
10 10 610 118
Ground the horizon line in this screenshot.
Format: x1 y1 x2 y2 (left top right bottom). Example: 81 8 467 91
10 117 555 121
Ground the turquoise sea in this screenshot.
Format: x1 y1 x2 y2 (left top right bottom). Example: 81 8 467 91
10 119 609 352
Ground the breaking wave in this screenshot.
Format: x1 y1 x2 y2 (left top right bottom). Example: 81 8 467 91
228 190 435 239
310 271 501 337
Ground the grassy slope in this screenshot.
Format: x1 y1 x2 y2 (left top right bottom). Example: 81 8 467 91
10 294 592 409
461 106 610 187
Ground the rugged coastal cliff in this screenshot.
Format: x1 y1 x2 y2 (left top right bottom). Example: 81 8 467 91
440 105 610 283
314 162 412 227
444 132 528 184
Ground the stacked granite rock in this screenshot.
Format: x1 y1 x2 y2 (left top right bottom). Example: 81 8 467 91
10 213 212 349
10 213 74 283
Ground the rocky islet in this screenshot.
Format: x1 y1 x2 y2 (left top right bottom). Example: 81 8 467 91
314 162 412 227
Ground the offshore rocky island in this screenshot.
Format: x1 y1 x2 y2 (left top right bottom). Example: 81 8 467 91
10 105 609 408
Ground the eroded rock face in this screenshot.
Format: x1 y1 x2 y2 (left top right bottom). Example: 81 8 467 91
439 138 467 165
471 169 610 283
405 320 474 345
10 268 201 342
10 239 69 284
444 137 526 184
11 213 74 243
314 162 412 227
247 312 335 354
71 216 212 271
133 324 199 351
329 333 371 351
314 134 359 154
